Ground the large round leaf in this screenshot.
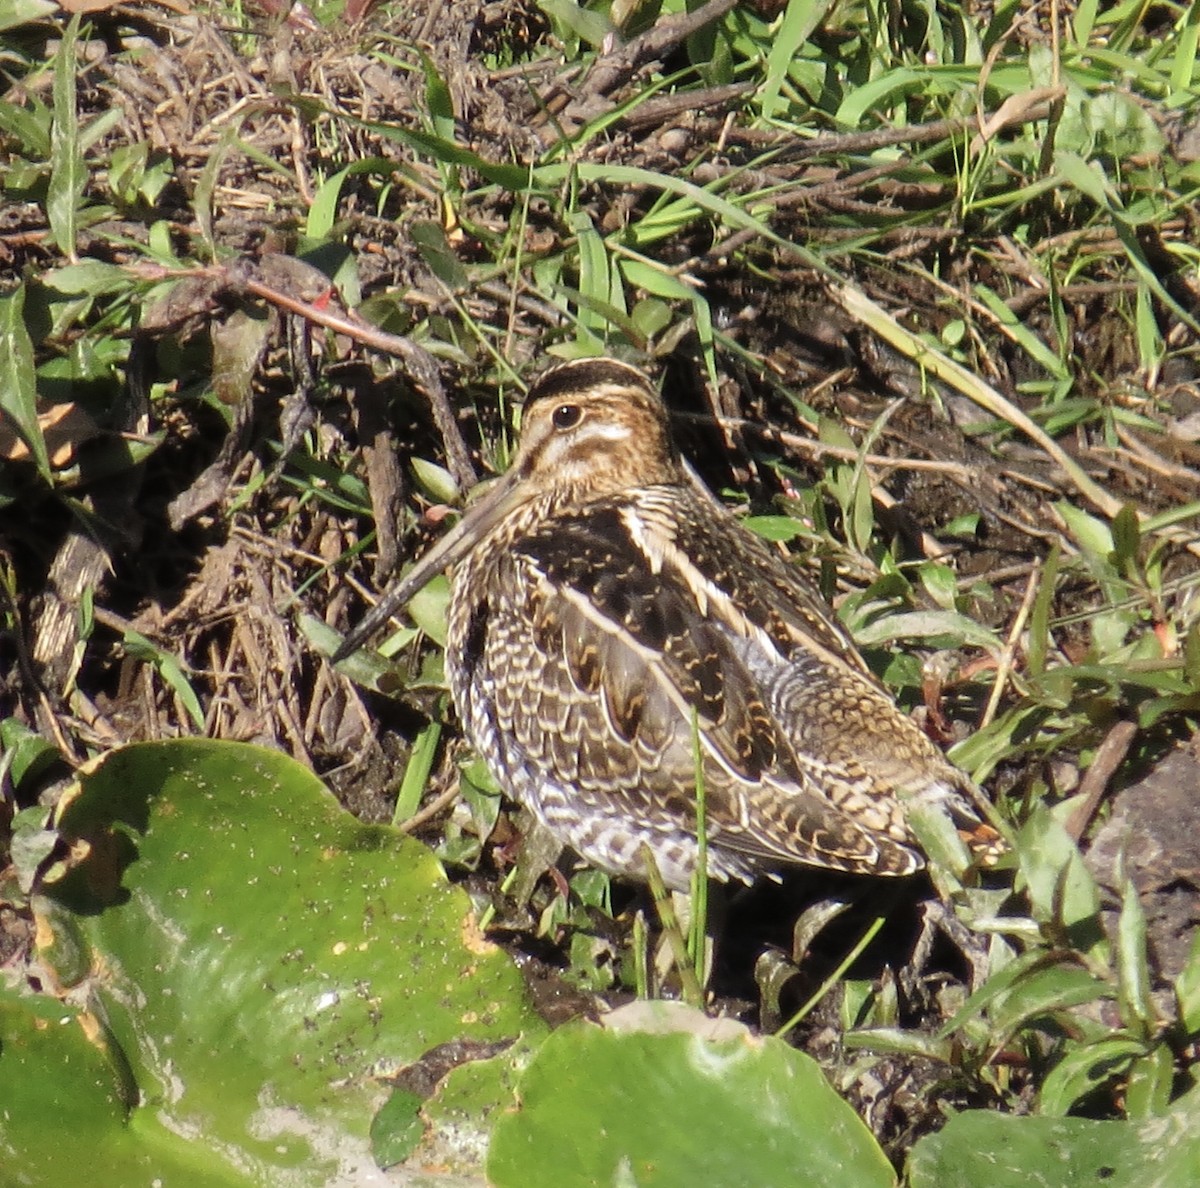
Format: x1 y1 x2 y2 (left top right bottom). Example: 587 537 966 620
21 739 545 1184
0 986 251 1186
487 1021 897 1187
908 1084 1200 1188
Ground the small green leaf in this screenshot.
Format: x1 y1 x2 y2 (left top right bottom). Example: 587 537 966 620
409 573 451 647
1176 929 1200 1037
1115 857 1156 1036
571 208 614 342
305 157 395 240
0 0 57 33
538 0 613 47
0 714 60 791
410 455 460 504
853 609 1000 650
121 630 206 731
1110 503 1141 571
759 0 833 120
744 515 806 542
1027 544 1060 678
370 1089 426 1168
10 805 58 894
42 260 131 295
1037 1035 1145 1116
619 256 696 302
918 562 959 611
630 296 672 339
1123 1044 1174 1121
1056 499 1114 558
393 717 443 825
411 220 469 291
419 50 456 141
1015 806 1108 959
986 964 1110 1046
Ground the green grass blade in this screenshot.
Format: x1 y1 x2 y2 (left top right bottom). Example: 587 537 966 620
48 13 84 261
687 708 709 982
1170 0 1200 93
0 285 49 481
393 718 443 825
122 630 206 732
759 0 834 122
834 282 1126 518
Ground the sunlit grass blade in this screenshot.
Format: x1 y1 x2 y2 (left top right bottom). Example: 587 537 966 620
48 13 84 261
0 285 50 481
759 0 834 122
393 717 444 825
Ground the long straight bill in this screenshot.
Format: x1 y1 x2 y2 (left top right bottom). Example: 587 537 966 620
330 471 521 663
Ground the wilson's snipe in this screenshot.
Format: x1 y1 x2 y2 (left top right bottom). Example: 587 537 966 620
336 359 987 891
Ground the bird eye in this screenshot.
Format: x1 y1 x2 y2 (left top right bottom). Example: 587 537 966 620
552 404 582 430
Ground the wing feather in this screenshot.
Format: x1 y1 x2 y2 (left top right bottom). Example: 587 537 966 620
484 493 926 876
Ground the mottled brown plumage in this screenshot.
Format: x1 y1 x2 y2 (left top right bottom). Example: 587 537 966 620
336 359 986 891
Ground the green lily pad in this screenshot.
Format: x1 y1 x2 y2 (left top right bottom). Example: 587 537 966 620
0 985 250 1187
9 739 545 1184
907 1080 1200 1188
487 1021 897 1188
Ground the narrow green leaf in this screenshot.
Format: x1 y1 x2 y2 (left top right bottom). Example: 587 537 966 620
419 50 456 140
986 964 1110 1045
193 124 241 259
1054 150 1120 209
918 562 959 611
351 115 532 190
1070 0 1099 47
1015 807 1108 960
0 94 51 157
760 0 833 121
0 0 57 33
1110 503 1141 571
974 283 1070 380
1123 1044 1174 1121
743 515 806 543
48 13 84 259
1037 1035 1145 1116
844 1027 954 1063
571 208 610 340
1134 284 1163 374
1026 545 1060 678
305 157 395 240
1115 857 1156 1036
618 256 696 302
1056 499 1114 558
393 717 443 825
42 261 131 295
0 285 49 480
1175 929 1200 1037
122 631 206 731
1169 0 1200 93
411 220 469 290
852 609 1001 650
410 455 460 504
538 0 613 47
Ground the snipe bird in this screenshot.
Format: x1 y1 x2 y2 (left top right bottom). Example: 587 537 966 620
335 359 985 892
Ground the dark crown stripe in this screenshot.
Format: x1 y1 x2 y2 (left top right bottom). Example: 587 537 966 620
525 359 656 409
